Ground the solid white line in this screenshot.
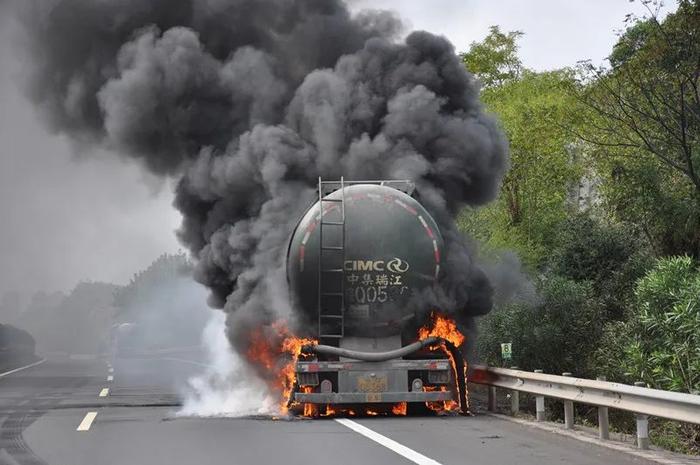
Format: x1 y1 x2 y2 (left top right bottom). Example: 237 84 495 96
335 418 442 465
99 388 109 397
107 375 113 381
76 412 98 431
0 359 46 378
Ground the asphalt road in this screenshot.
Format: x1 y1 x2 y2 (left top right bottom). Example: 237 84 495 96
0 354 661 465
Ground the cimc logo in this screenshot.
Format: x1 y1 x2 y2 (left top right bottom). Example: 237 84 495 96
386 257 409 273
344 258 410 273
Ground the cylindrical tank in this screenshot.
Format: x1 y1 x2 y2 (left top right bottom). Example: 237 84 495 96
287 184 444 337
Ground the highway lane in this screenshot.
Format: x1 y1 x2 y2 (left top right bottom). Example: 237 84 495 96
1 356 664 465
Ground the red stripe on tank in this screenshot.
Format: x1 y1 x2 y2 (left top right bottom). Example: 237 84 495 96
394 198 418 215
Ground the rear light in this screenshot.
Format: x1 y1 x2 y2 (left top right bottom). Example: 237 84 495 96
320 379 332 393
411 378 423 392
428 370 450 384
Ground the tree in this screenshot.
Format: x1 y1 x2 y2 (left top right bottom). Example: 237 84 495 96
460 28 583 265
461 26 524 88
575 0 700 256
112 253 208 350
113 252 192 315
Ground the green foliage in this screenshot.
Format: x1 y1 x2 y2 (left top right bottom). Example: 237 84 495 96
608 18 656 68
550 214 634 282
595 256 700 393
633 256 700 392
459 34 583 266
648 420 700 456
548 214 652 319
461 26 523 88
477 275 604 377
585 129 700 256
466 8 700 453
576 0 700 256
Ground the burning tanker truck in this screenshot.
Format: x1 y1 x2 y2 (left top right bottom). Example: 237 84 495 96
5 0 509 418
285 179 471 416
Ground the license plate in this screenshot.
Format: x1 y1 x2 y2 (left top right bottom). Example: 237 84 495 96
357 376 387 392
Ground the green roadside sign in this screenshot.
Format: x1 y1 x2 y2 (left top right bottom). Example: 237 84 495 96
501 342 512 360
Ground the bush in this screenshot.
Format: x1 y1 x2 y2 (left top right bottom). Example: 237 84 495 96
549 214 651 320
477 275 604 377
632 256 700 393
594 256 700 393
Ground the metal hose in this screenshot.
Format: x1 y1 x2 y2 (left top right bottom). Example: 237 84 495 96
301 336 440 362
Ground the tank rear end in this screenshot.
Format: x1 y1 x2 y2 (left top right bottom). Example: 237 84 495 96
286 180 464 414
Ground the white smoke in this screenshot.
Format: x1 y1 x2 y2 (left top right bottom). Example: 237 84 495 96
179 312 278 417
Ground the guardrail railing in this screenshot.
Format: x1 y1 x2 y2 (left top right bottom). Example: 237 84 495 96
469 365 700 450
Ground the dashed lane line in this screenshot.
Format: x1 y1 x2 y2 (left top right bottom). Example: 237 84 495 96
107 375 113 382
335 418 442 465
76 412 98 432
99 388 109 397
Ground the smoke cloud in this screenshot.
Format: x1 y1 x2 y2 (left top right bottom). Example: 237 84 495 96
9 0 508 388
180 312 277 417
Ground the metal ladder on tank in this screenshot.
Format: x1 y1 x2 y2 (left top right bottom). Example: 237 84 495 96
317 177 346 341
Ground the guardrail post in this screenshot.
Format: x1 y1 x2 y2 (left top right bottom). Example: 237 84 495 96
634 382 650 450
534 369 545 421
488 386 497 412
596 376 609 440
510 366 520 415
562 372 574 429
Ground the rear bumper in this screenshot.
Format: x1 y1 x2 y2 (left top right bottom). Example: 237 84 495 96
296 358 451 372
293 390 452 404
293 358 454 404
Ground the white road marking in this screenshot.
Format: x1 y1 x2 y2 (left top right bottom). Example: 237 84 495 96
107 375 113 382
108 367 114 373
0 359 46 378
159 357 213 368
99 388 109 397
76 412 98 431
335 418 442 465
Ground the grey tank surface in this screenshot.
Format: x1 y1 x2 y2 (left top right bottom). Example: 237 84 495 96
286 183 444 339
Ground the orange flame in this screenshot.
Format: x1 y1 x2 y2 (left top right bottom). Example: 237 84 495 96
418 312 468 414
323 405 357 417
244 321 316 415
392 402 407 415
418 312 465 348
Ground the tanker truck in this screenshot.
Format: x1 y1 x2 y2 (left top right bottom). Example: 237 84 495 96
286 178 467 415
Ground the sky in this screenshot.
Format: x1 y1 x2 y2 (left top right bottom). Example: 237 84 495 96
0 0 672 297
350 0 669 70
0 10 182 296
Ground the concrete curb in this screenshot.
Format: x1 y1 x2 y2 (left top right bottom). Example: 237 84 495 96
484 412 700 465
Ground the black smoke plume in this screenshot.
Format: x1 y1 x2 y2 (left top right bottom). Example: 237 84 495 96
10 0 508 358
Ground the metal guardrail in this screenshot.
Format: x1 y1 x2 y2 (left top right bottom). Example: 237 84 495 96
469 365 700 449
